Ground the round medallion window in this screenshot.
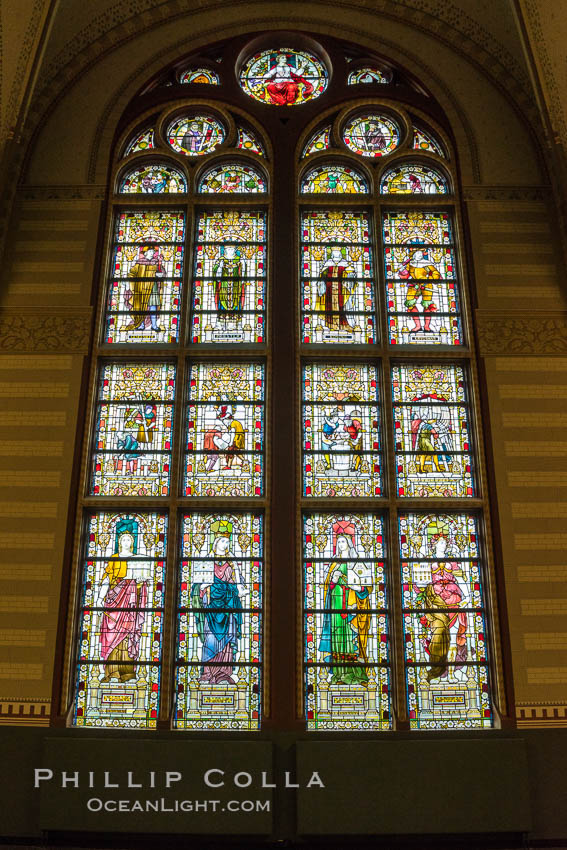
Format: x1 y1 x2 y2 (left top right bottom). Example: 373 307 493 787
342 114 400 157
167 115 225 156
239 48 328 106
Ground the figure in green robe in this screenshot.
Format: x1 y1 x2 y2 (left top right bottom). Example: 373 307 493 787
213 245 246 320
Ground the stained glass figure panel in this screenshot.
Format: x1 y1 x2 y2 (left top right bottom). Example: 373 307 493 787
302 125 331 157
175 512 262 730
301 164 368 194
303 363 381 498
191 210 266 344
199 163 266 193
343 114 399 157
392 364 474 498
119 164 187 194
179 68 220 84
90 363 175 497
237 127 265 156
185 363 265 497
347 67 388 84
124 127 154 156
167 115 225 156
73 511 167 728
382 210 462 346
413 125 446 157
399 513 492 729
380 164 448 195
240 48 328 106
303 513 390 730
301 211 376 345
104 210 185 345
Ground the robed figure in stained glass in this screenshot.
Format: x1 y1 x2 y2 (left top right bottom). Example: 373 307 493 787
213 246 246 320
191 521 244 684
399 248 441 333
259 53 313 105
316 248 356 331
99 522 148 683
319 522 371 684
124 244 165 332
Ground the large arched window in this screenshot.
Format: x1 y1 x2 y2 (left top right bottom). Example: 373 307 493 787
63 35 500 733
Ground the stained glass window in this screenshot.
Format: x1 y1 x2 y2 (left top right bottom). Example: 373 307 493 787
303 513 390 730
302 125 331 157
240 48 328 106
399 513 492 729
342 114 399 157
382 210 462 345
191 210 266 344
124 127 155 156
198 163 267 193
179 68 220 84
300 164 368 194
185 363 265 497
413 125 446 157
392 364 474 498
119 164 187 193
302 363 381 498
237 126 265 156
380 164 448 195
301 210 376 344
104 210 185 345
73 511 167 728
90 363 175 497
347 67 388 84
175 512 262 729
167 115 225 156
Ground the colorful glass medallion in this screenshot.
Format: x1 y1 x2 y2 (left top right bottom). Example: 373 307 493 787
303 512 390 730
167 115 225 156
191 210 266 344
199 163 266 193
301 210 376 344
399 513 492 729
347 67 388 84
301 164 368 194
240 48 328 106
302 363 381 498
343 114 399 157
73 511 167 728
302 125 331 157
119 164 187 194
90 363 175 497
392 364 474 498
179 68 220 84
175 512 262 730
380 164 447 194
124 127 155 156
185 363 265 497
382 210 462 345
413 125 445 157
237 126 265 156
104 210 185 344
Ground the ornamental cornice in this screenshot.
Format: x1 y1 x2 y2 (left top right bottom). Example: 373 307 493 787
476 311 567 355
0 307 92 354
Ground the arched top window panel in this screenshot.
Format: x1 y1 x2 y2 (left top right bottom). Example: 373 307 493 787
198 162 267 193
118 162 188 194
347 66 390 85
413 123 447 158
123 126 155 157
380 162 449 195
302 125 331 158
179 67 220 85
236 126 266 157
300 162 369 194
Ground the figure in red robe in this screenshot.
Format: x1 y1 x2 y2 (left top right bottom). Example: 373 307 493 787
261 53 314 105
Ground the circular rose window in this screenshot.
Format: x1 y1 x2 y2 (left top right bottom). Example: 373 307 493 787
342 114 400 157
167 115 225 156
240 48 328 106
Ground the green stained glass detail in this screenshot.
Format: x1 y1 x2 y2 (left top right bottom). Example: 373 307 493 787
237 127 265 156
413 125 446 157
302 125 331 157
124 127 154 156
301 164 368 194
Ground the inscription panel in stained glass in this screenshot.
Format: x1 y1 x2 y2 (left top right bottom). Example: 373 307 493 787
119 164 187 194
392 364 474 498
175 512 263 730
73 511 167 729
301 164 368 194
303 513 390 730
191 210 266 344
380 164 447 195
383 210 462 345
185 363 265 497
104 211 185 345
399 513 492 729
302 363 381 498
199 164 266 194
301 211 375 345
